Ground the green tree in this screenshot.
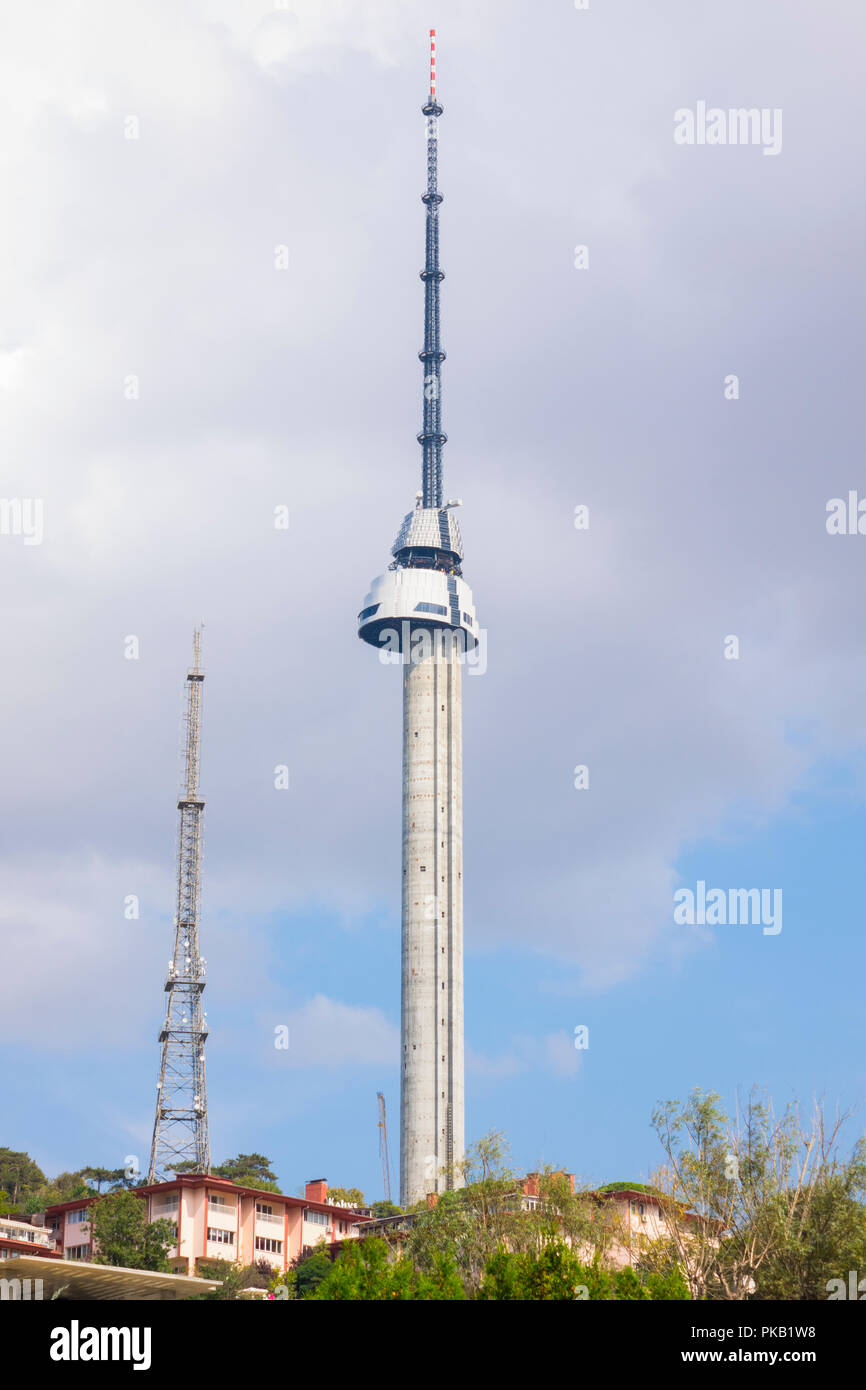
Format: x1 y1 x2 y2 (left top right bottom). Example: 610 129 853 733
211 1154 281 1192
327 1187 365 1208
80 1167 117 1194
90 1190 176 1272
17 1169 95 1215
406 1132 618 1294
478 1241 589 1300
196 1258 274 1300
477 1241 689 1301
0 1148 46 1206
370 1201 403 1219
310 1237 465 1301
293 1247 334 1298
52 1171 95 1201
405 1130 524 1291
648 1088 866 1300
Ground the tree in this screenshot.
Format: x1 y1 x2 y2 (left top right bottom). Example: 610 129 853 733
371 1201 403 1219
293 1247 334 1298
310 1237 465 1301
0 1148 46 1207
405 1132 618 1295
80 1168 117 1194
405 1130 524 1292
211 1154 281 1192
647 1087 866 1300
327 1187 365 1208
90 1191 176 1272
196 1258 275 1300
52 1171 95 1202
477 1242 689 1301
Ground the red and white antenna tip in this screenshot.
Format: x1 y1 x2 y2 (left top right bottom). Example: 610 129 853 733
429 28 437 98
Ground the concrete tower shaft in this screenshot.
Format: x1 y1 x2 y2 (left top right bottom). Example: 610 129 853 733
401 640 464 1205
358 32 474 1209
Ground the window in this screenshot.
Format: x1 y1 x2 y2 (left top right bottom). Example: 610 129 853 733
255 1236 283 1254
414 602 447 616
305 1210 329 1227
64 1245 91 1261
359 604 380 621
207 1228 235 1245
255 1203 273 1217
155 1192 179 1209
68 1209 89 1225
462 613 472 625
208 1194 227 1208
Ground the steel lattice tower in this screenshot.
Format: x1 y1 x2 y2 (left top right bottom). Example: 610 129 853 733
148 629 210 1183
358 32 478 1208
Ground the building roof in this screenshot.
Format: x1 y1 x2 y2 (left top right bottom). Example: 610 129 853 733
42 1197 95 1214
0 1236 62 1259
115 1175 371 1223
0 1254 218 1301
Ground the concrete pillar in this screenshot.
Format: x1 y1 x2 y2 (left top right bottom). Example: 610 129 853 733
400 631 465 1208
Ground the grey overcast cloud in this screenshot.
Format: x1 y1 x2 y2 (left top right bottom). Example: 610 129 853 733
2 1 866 1306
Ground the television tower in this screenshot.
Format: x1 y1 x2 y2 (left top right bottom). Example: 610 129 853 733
358 32 478 1208
148 629 210 1182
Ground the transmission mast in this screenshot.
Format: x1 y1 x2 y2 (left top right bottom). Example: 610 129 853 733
359 31 475 1206
377 1092 392 1203
148 628 210 1183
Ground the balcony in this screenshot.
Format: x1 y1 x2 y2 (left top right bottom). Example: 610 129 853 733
254 1212 283 1228
0 1219 57 1252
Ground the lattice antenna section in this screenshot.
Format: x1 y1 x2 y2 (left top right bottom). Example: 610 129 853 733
147 628 210 1183
418 28 446 509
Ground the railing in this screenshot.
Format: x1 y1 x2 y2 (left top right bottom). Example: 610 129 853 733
206 1210 237 1228
255 1212 283 1227
0 1223 56 1250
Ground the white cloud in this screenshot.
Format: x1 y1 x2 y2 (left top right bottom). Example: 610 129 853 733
271 994 398 1068
469 1031 582 1081
0 0 864 1064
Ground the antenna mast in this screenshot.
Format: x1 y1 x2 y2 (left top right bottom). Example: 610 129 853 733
148 628 210 1182
377 1092 392 1203
419 28 446 510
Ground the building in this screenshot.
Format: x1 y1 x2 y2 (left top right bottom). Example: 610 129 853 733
357 1172 707 1282
0 1212 62 1262
44 1175 370 1279
1 1212 216 1300
358 32 478 1209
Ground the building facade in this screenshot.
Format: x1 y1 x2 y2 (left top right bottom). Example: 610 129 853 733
44 1175 369 1278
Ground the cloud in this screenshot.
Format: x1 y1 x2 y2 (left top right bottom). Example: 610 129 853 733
1 0 865 1066
268 995 399 1068
469 1031 582 1081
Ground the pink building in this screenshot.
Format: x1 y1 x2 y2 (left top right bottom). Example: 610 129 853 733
0 1212 62 1263
45 1176 370 1279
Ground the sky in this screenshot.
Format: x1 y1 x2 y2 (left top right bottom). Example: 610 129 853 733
2 0 866 1203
